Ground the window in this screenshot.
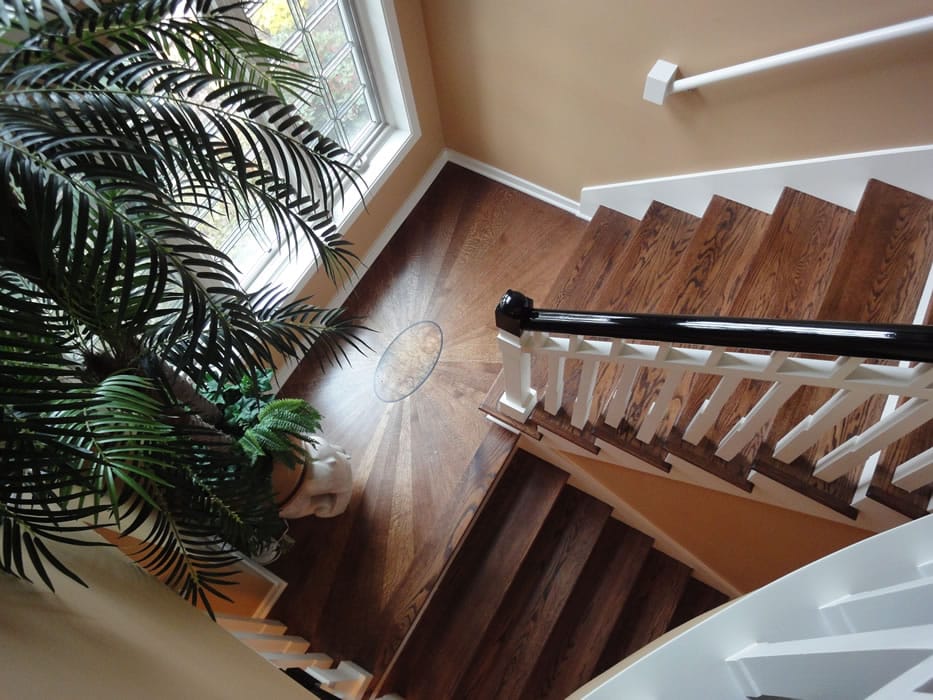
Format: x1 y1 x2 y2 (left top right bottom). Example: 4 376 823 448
249 0 383 160
211 0 419 293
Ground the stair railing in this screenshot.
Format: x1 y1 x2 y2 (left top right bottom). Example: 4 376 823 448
643 16 933 105
494 290 933 496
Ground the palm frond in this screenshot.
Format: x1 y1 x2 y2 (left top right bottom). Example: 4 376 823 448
0 0 366 610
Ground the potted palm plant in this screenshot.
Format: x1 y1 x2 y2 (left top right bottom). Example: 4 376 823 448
0 0 364 612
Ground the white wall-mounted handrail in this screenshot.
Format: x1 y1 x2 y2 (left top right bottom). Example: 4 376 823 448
644 16 933 105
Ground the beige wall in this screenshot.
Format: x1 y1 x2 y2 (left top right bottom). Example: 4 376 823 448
567 452 872 593
296 0 445 306
0 532 310 700
421 0 933 199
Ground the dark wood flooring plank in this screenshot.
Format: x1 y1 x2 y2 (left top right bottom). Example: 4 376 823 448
389 451 567 700
271 162 586 675
367 424 518 690
453 486 612 700
522 520 654 700
595 549 692 675
667 577 730 631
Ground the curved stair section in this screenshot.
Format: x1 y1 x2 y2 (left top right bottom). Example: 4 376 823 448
573 514 933 699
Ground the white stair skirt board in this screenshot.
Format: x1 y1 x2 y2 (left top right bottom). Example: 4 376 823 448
579 144 933 219
590 438 676 477
571 516 933 700
726 626 933 700
445 149 583 218
747 469 870 529
305 660 373 700
851 480 914 533
518 434 743 598
662 454 754 499
233 631 310 654
820 577 933 634
866 654 933 699
262 652 334 669
215 614 288 636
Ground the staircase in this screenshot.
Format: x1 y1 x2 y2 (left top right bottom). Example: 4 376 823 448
378 449 728 699
483 179 933 529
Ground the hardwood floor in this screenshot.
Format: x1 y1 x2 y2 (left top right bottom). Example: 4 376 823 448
269 163 586 673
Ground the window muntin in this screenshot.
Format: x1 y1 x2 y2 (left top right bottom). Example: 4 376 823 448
216 0 385 282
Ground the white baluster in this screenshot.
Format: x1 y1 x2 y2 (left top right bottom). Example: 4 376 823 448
637 367 686 443
892 446 933 492
682 375 743 444
603 363 638 429
496 329 538 421
544 351 566 415
772 388 871 463
571 337 601 429
716 381 799 462
814 398 933 481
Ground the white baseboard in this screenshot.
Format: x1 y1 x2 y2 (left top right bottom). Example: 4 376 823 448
580 144 933 219
445 149 584 219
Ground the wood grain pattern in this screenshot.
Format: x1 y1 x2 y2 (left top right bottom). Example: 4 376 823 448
868 287 933 518
527 207 642 451
595 549 692 674
453 486 611 700
676 189 855 476
369 425 518 694
269 163 586 672
765 180 933 508
649 197 772 440
389 451 567 700
521 521 654 700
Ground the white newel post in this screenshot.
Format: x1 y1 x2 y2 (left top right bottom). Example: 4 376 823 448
497 328 538 421
495 290 540 422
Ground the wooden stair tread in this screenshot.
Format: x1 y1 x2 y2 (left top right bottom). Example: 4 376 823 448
532 202 699 452
595 196 771 456
671 189 855 501
521 520 654 700
544 205 641 309
667 577 731 631
869 290 933 519
371 425 518 687
762 181 933 512
595 548 692 674
453 486 612 700
388 450 567 700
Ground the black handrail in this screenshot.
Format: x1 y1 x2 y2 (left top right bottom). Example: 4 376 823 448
495 290 933 364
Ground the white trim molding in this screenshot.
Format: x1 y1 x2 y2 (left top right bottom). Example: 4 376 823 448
580 144 933 219
446 149 584 218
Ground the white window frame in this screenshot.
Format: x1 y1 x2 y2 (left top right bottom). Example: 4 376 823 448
241 0 420 296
